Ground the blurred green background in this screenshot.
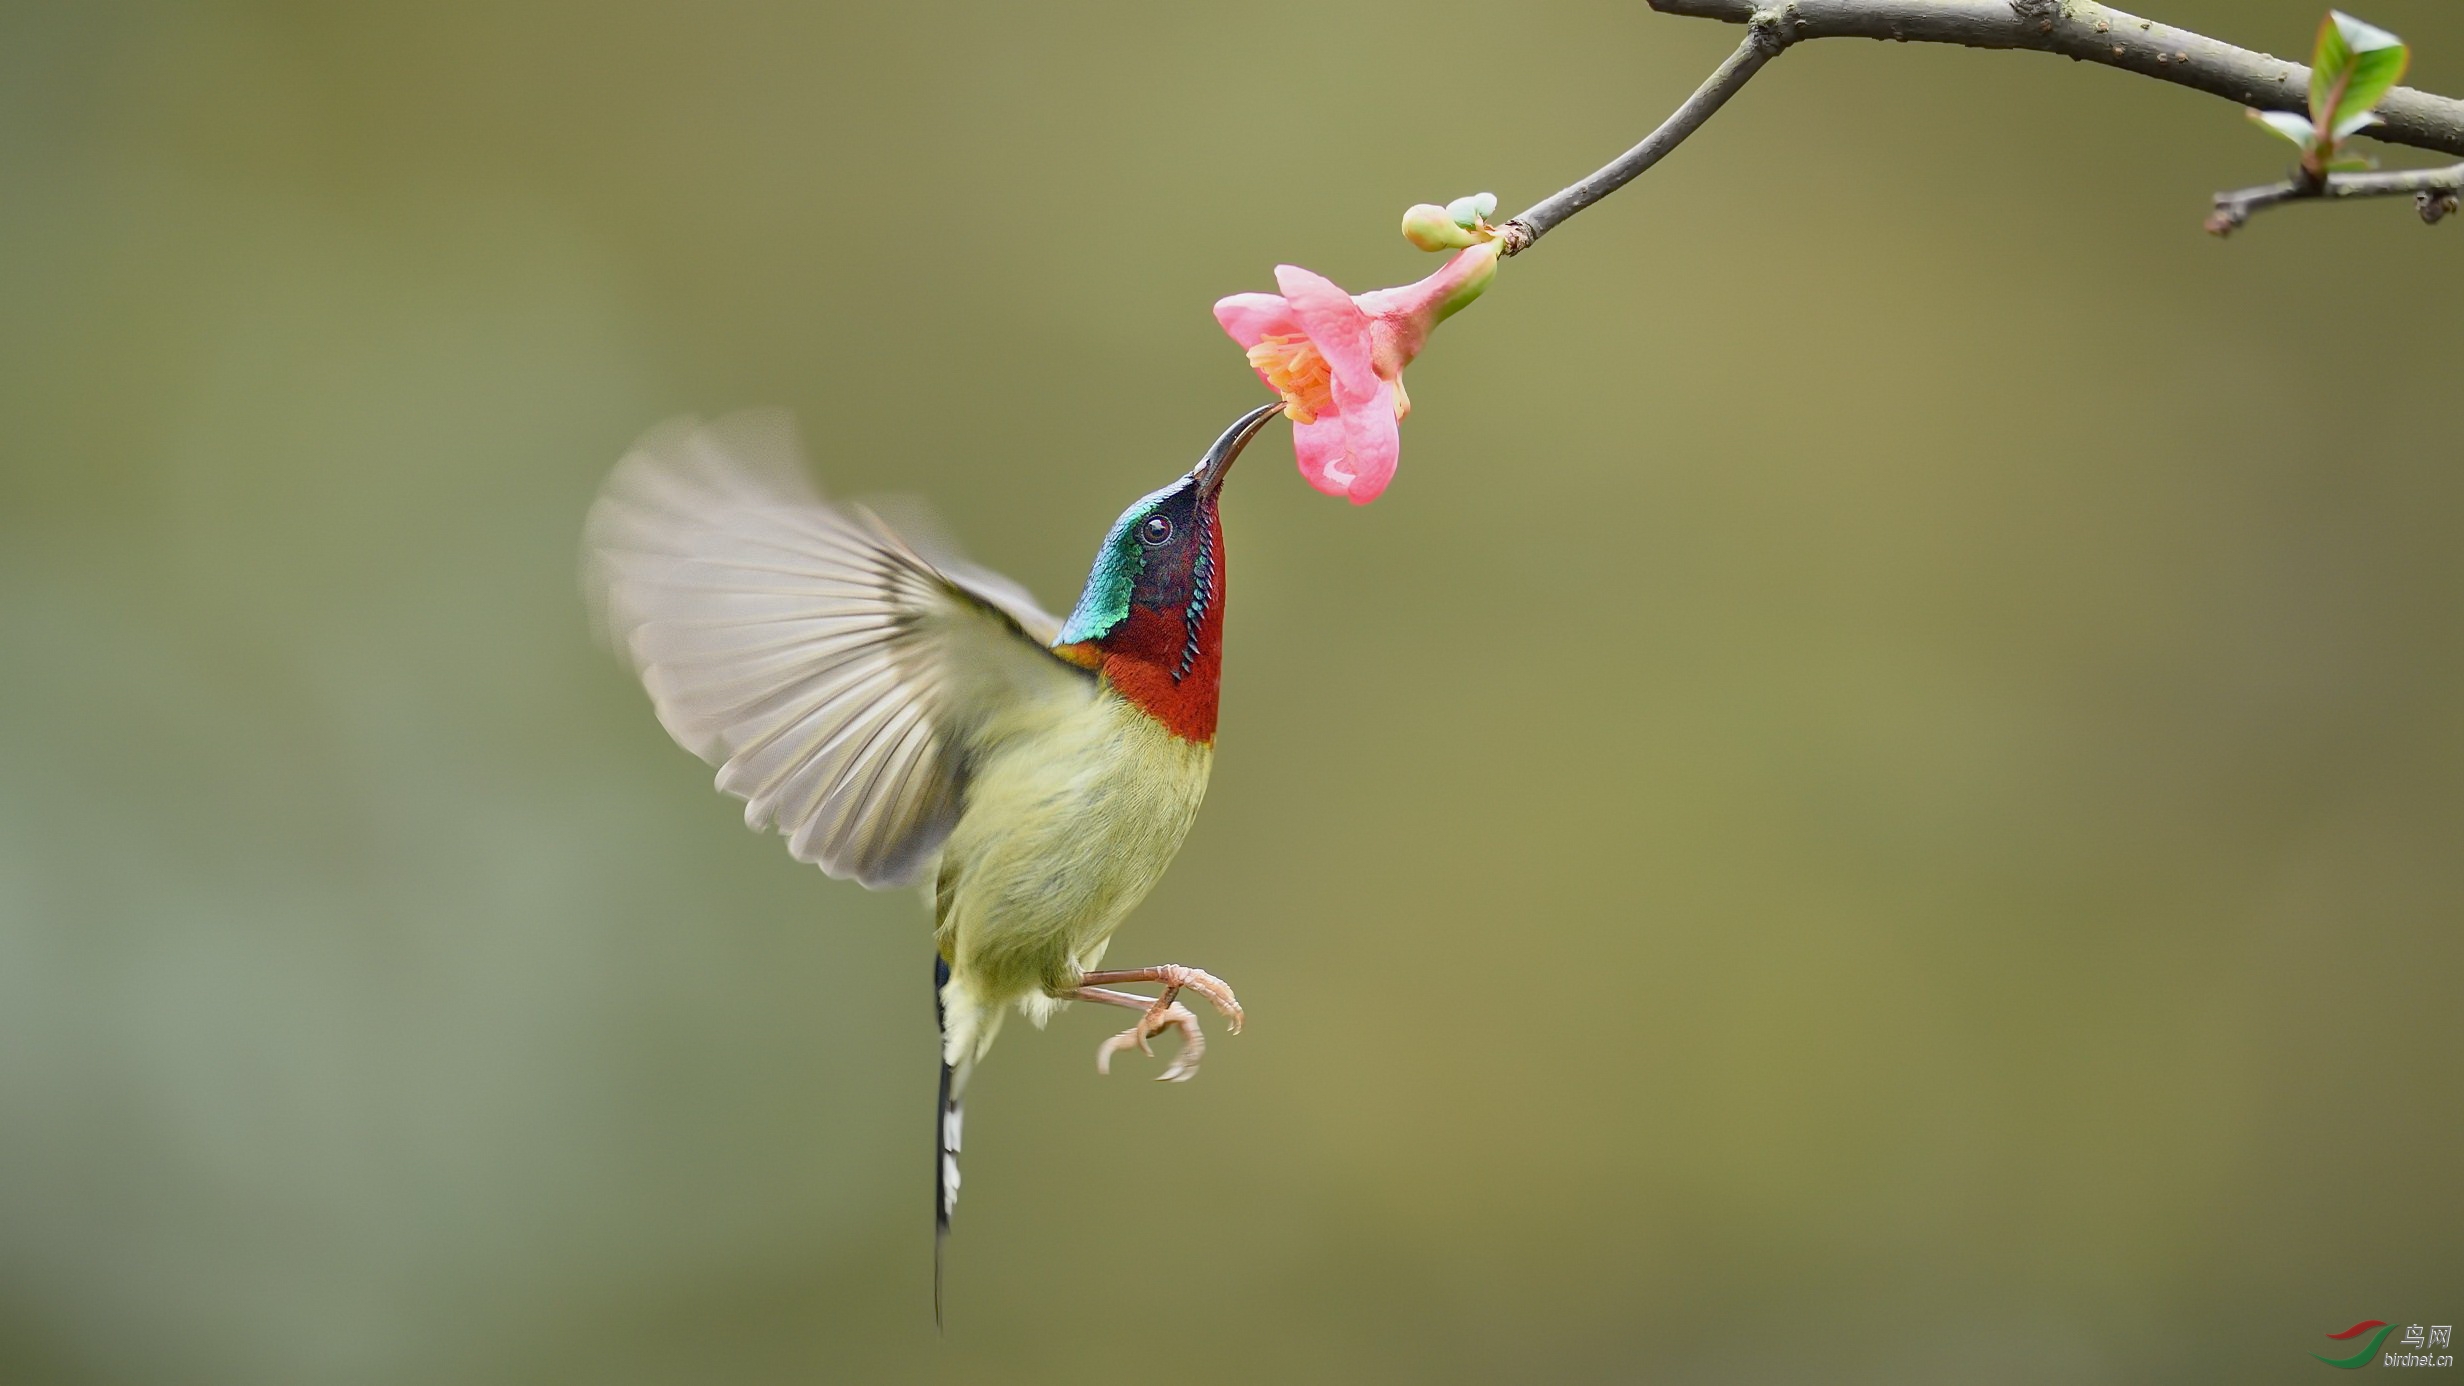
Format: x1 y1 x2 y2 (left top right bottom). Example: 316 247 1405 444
3 1 2459 1382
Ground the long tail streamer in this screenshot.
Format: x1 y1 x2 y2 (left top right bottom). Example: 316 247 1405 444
933 954 963 1329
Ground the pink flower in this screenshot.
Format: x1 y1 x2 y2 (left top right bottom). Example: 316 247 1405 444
1213 241 1498 504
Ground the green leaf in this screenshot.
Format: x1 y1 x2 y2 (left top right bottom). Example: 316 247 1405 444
2310 11 2355 122
2312 12 2407 131
2332 21 2408 131
2323 153 2375 173
2249 108 2319 148
2332 108 2381 140
2332 10 2404 56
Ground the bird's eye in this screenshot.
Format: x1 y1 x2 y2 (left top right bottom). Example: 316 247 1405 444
1140 515 1173 546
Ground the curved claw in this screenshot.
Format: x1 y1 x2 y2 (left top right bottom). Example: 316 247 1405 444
1171 966 1242 1035
1093 1000 1204 1082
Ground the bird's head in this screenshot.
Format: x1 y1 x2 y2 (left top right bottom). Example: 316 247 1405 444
1053 401 1283 741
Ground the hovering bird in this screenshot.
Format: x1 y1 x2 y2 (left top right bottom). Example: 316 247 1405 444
582 401 1283 1316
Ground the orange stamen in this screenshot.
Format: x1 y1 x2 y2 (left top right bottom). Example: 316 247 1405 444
1245 334 1336 425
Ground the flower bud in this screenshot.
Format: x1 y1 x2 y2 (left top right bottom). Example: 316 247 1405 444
1401 203 1478 252
1445 192 1499 230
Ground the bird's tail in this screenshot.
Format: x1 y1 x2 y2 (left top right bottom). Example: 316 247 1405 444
933 955 959 1328
933 954 996 1329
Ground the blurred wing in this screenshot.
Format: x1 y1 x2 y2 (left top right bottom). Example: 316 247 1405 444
583 411 1087 889
856 493 1064 647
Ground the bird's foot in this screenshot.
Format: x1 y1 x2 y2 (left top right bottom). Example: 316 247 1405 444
1083 965 1244 1034
1068 966 1244 1083
1076 988 1207 1081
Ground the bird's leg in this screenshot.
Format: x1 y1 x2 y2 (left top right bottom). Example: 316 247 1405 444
1080 965 1244 1035
1068 986 1209 1082
1065 966 1243 1083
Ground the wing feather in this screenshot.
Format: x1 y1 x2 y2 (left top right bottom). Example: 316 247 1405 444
583 411 1089 889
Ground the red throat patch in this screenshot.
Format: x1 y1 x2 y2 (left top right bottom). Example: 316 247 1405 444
1095 608 1222 742
1058 517 1225 743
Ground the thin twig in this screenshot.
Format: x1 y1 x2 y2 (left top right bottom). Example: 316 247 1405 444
1501 20 1786 255
1652 0 2464 157
2207 162 2464 235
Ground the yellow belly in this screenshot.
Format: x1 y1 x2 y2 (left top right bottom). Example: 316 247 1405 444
935 686 1212 1053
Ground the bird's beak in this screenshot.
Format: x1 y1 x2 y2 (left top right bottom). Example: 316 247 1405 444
1194 401 1285 502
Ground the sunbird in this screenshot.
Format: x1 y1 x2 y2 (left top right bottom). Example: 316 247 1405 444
582 401 1284 1316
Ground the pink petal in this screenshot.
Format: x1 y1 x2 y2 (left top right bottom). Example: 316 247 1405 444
1271 265 1379 407
1355 242 1500 375
1336 389 1401 503
1212 293 1298 349
1289 380 1400 504
1359 243 1498 323
1288 414 1352 500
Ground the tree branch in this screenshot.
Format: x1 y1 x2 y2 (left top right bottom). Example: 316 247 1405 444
1651 0 2464 156
1497 0 2464 252
2207 162 2464 235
